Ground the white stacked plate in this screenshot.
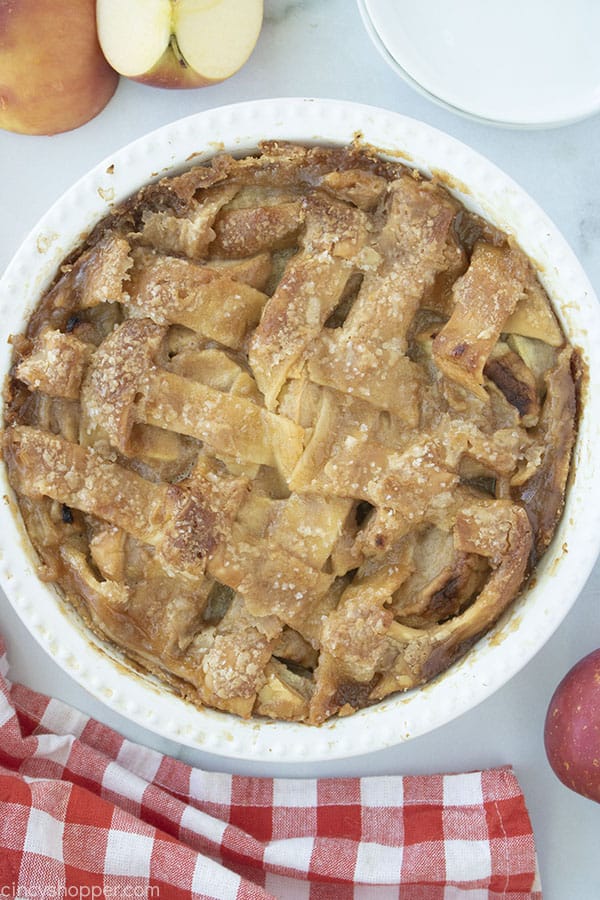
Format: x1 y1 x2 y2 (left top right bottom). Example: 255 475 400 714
357 0 600 127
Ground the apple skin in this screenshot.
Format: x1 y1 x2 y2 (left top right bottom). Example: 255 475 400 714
544 648 600 803
0 0 119 135
133 38 219 90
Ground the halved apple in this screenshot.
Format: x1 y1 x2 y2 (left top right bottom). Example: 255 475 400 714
96 0 264 89
0 0 118 135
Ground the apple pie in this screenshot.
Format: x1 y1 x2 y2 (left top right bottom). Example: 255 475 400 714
3 142 580 723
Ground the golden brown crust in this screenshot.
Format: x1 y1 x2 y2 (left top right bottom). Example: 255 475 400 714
3 143 578 724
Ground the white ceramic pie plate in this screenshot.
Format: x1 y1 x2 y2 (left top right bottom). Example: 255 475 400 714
1 99 599 761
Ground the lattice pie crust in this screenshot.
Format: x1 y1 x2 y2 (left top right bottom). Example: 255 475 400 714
3 143 579 723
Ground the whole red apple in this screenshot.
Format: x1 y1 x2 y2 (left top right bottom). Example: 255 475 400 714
0 0 119 135
544 648 600 803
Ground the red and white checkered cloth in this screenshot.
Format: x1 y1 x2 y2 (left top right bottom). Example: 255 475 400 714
0 637 541 899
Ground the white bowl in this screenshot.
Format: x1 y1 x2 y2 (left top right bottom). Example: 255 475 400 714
1 98 599 761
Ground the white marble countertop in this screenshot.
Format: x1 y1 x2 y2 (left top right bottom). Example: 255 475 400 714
1 2 599 897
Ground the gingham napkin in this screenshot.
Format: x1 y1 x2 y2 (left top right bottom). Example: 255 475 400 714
0 638 541 899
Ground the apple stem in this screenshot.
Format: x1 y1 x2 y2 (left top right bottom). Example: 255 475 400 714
169 34 189 70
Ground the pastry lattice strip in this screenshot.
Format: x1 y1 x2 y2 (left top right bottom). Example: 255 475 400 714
207 490 351 639
4 425 236 579
248 194 372 409
127 248 268 350
136 183 240 260
307 176 465 423
80 317 305 477
310 499 532 722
